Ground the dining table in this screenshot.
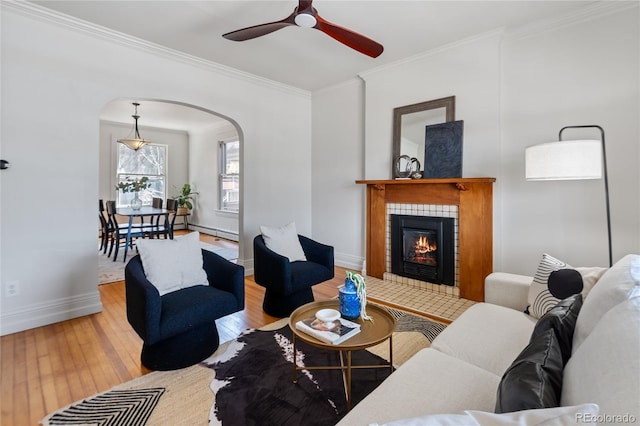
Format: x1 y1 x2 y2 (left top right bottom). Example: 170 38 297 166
116 206 171 261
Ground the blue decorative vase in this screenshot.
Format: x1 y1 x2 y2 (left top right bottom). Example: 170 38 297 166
339 278 361 320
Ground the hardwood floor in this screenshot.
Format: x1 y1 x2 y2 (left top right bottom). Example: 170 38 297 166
0 234 346 425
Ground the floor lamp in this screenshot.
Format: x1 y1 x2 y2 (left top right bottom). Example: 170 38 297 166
525 125 612 267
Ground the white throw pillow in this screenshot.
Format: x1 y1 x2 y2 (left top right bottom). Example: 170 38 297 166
260 222 307 262
574 266 608 300
373 404 600 426
526 253 572 318
467 404 600 425
136 231 208 296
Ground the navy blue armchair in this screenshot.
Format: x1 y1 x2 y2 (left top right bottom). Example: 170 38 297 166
125 249 244 371
253 234 334 317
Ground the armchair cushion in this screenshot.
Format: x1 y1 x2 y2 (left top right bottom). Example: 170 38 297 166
158 284 240 342
260 222 307 262
136 231 207 295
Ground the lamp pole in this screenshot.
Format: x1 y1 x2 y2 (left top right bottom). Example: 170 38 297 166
558 125 611 267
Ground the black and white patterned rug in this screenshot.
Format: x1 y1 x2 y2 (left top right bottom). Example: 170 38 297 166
43 388 165 425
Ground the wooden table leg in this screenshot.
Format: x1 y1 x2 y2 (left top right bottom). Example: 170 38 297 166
346 350 352 411
389 334 394 372
292 333 298 384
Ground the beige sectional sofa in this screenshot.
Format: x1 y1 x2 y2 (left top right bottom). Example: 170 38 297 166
338 254 640 425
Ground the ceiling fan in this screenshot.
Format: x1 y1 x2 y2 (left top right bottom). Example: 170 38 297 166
222 0 384 58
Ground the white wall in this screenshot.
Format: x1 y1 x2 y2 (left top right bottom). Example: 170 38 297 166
311 79 366 270
0 4 311 334
189 121 240 239
500 5 639 273
311 3 639 276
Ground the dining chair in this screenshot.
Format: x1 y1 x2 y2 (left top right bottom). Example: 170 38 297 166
165 198 179 239
105 200 144 262
98 199 109 253
143 197 169 239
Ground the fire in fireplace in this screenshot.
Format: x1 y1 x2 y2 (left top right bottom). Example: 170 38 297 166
404 229 438 266
390 215 455 286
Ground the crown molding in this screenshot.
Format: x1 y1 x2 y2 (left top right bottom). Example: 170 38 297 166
358 28 504 82
503 1 638 43
2 1 311 99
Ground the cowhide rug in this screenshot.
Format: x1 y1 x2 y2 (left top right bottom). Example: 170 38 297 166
202 325 392 426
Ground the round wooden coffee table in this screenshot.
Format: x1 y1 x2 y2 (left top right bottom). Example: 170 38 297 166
289 300 397 411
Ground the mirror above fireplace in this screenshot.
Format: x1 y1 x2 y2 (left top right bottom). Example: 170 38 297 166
392 96 456 178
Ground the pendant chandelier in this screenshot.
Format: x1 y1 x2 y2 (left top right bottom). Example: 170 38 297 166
117 102 150 151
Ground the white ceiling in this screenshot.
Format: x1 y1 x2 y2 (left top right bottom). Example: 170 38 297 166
30 0 597 129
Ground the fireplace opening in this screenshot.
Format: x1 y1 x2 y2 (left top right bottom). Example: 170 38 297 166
391 215 455 286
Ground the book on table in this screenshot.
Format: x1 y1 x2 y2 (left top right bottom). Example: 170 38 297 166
295 316 361 345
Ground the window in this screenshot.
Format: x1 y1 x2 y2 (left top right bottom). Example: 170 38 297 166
219 140 239 212
116 143 167 207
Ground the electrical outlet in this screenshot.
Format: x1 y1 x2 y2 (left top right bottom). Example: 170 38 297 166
5 281 19 297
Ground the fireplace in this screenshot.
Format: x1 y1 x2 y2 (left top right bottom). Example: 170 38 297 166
390 215 455 286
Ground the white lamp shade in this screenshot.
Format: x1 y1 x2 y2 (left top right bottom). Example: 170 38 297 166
525 140 603 181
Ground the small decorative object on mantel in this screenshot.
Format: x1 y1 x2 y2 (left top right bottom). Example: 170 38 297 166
115 176 150 210
423 120 464 178
395 155 422 180
339 271 372 321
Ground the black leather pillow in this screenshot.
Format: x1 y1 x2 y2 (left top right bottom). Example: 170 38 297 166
530 293 582 365
495 329 563 413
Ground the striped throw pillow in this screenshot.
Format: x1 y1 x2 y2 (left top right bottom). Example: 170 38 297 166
526 253 572 319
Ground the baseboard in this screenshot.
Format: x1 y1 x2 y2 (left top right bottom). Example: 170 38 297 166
0 292 103 336
189 224 239 242
335 252 365 272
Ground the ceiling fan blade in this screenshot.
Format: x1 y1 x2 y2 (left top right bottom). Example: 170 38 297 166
223 13 296 41
315 14 383 58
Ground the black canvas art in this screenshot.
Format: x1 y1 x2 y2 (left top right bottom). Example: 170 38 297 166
423 120 464 178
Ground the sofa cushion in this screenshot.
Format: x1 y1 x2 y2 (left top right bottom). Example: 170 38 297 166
572 254 640 351
562 296 640 424
526 253 573 319
495 329 564 413
431 303 536 376
260 222 307 262
530 293 582 365
373 404 600 426
136 231 208 296
336 348 501 426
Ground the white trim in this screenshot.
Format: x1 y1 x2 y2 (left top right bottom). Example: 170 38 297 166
2 1 311 99
335 252 365 272
504 1 638 43
359 28 505 81
1 292 103 336
189 224 239 242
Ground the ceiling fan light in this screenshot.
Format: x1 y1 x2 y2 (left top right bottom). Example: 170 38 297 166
295 13 317 28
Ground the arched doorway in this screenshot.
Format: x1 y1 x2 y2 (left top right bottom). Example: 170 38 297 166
97 99 243 283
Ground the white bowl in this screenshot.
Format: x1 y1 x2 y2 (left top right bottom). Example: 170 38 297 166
315 308 340 327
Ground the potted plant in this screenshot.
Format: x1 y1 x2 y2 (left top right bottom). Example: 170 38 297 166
115 176 150 210
174 183 198 215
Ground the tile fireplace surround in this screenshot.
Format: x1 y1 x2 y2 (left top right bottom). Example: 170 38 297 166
356 178 495 302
